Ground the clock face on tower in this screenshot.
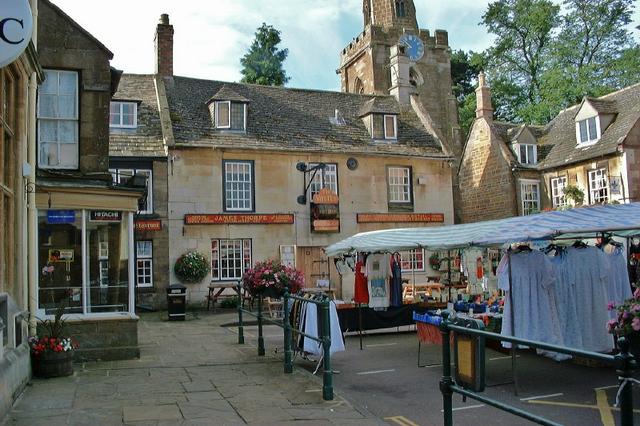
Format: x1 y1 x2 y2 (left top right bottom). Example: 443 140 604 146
399 34 424 62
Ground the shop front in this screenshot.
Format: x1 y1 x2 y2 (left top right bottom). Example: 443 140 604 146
35 185 141 360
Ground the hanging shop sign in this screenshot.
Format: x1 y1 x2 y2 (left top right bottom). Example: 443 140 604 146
47 210 76 224
184 214 294 225
135 219 162 231
356 213 444 223
90 211 122 222
0 0 33 68
311 188 340 233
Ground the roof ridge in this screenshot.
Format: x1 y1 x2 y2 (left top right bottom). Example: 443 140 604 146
599 81 640 99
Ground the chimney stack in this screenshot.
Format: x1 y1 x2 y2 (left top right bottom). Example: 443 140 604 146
155 13 174 77
475 72 493 122
389 44 414 105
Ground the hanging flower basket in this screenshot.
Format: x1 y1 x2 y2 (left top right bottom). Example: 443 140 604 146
429 253 441 271
242 260 304 298
608 286 640 359
174 251 210 283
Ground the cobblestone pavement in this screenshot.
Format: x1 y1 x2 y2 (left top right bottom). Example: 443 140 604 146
4 311 384 426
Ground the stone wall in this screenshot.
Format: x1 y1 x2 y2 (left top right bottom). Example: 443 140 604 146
458 119 518 222
39 317 140 361
0 345 30 421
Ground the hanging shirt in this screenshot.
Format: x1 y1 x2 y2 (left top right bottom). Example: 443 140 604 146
353 260 369 304
302 301 345 356
549 251 581 349
365 253 391 308
390 257 403 307
606 246 632 318
565 246 611 352
498 250 563 353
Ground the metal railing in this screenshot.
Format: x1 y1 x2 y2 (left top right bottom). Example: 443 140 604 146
439 311 637 426
236 284 334 400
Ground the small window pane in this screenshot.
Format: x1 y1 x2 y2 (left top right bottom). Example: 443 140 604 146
588 117 597 140
384 115 396 139
579 120 588 142
230 103 245 130
372 115 384 139
217 102 230 128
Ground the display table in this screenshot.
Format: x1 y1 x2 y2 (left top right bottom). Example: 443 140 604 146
336 303 429 332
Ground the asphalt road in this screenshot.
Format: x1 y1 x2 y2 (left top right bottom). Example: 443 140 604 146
250 324 640 426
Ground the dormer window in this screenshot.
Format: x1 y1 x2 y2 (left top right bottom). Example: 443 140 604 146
214 101 246 131
516 143 537 165
372 114 397 140
110 101 137 128
576 116 599 144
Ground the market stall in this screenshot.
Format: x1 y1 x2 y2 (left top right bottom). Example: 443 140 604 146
326 203 640 376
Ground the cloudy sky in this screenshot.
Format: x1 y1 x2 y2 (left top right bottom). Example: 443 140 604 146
50 0 639 91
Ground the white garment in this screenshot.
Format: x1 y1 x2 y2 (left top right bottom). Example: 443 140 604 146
302 301 345 356
365 253 391 308
606 247 632 318
565 246 612 352
549 253 581 349
498 250 564 355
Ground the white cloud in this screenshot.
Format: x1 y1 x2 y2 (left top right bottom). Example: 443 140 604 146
47 0 640 90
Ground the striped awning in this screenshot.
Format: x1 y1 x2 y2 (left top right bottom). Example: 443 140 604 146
325 203 640 257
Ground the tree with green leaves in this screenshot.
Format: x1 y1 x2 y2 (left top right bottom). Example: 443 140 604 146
450 50 484 137
240 23 290 86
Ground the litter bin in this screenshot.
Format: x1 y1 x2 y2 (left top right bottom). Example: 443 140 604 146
167 284 186 321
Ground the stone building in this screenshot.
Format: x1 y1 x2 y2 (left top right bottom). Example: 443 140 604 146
458 74 640 223
109 73 169 309
33 0 143 360
111 12 458 305
0 0 41 418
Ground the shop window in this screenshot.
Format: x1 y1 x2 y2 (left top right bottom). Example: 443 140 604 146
37 70 79 169
588 168 609 204
1 67 17 297
400 249 424 272
551 176 567 208
211 239 252 281
520 180 540 215
309 163 338 198
223 160 253 212
110 168 153 214
136 241 153 288
109 101 137 128
37 210 132 315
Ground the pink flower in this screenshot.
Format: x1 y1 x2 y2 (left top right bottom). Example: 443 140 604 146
634 287 640 299
607 319 618 333
632 317 640 332
633 304 640 313
607 302 616 311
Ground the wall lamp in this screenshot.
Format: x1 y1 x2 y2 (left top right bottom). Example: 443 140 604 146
296 162 326 205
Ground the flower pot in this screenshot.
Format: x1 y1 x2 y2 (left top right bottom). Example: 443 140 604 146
260 286 283 299
32 351 74 378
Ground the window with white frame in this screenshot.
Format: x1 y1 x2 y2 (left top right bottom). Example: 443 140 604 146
588 168 609 204
223 160 253 211
37 70 79 168
371 114 397 140
211 239 252 281
576 117 599 144
309 163 338 199
520 180 540 215
136 241 153 288
388 166 412 204
109 101 137 128
517 144 537 165
550 176 568 208
109 168 153 214
214 101 246 131
400 249 424 272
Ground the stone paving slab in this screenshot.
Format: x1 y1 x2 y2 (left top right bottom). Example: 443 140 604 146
3 311 380 425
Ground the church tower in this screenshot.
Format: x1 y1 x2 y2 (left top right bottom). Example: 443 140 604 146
338 0 461 153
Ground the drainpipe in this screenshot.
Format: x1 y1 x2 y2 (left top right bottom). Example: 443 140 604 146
27 0 38 335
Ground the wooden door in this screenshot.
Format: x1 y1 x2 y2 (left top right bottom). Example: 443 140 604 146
297 247 330 289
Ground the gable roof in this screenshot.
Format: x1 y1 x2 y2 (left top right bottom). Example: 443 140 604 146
40 0 113 59
109 74 167 158
208 85 250 104
538 83 640 169
163 76 446 158
358 97 400 117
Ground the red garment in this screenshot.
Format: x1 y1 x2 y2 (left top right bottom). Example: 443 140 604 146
353 261 369 304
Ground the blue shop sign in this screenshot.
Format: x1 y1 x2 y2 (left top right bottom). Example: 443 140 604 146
47 210 76 224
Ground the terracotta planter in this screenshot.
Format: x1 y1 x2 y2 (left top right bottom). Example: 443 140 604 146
32 350 74 378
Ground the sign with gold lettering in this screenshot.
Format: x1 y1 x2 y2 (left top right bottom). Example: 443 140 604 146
357 213 445 223
311 188 340 233
184 214 294 225
135 219 162 231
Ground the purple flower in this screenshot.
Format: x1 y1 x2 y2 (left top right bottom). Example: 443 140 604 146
607 302 616 311
607 319 617 333
632 317 640 332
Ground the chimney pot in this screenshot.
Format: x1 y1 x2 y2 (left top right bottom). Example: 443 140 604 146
475 72 493 122
155 13 174 77
160 14 169 25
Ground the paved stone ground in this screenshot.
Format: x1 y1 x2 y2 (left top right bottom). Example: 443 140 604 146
4 311 384 426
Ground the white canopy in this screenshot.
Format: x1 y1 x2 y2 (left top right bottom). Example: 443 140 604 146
325 203 640 257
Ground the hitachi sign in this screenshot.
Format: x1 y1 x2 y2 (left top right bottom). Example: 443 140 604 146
0 0 33 68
